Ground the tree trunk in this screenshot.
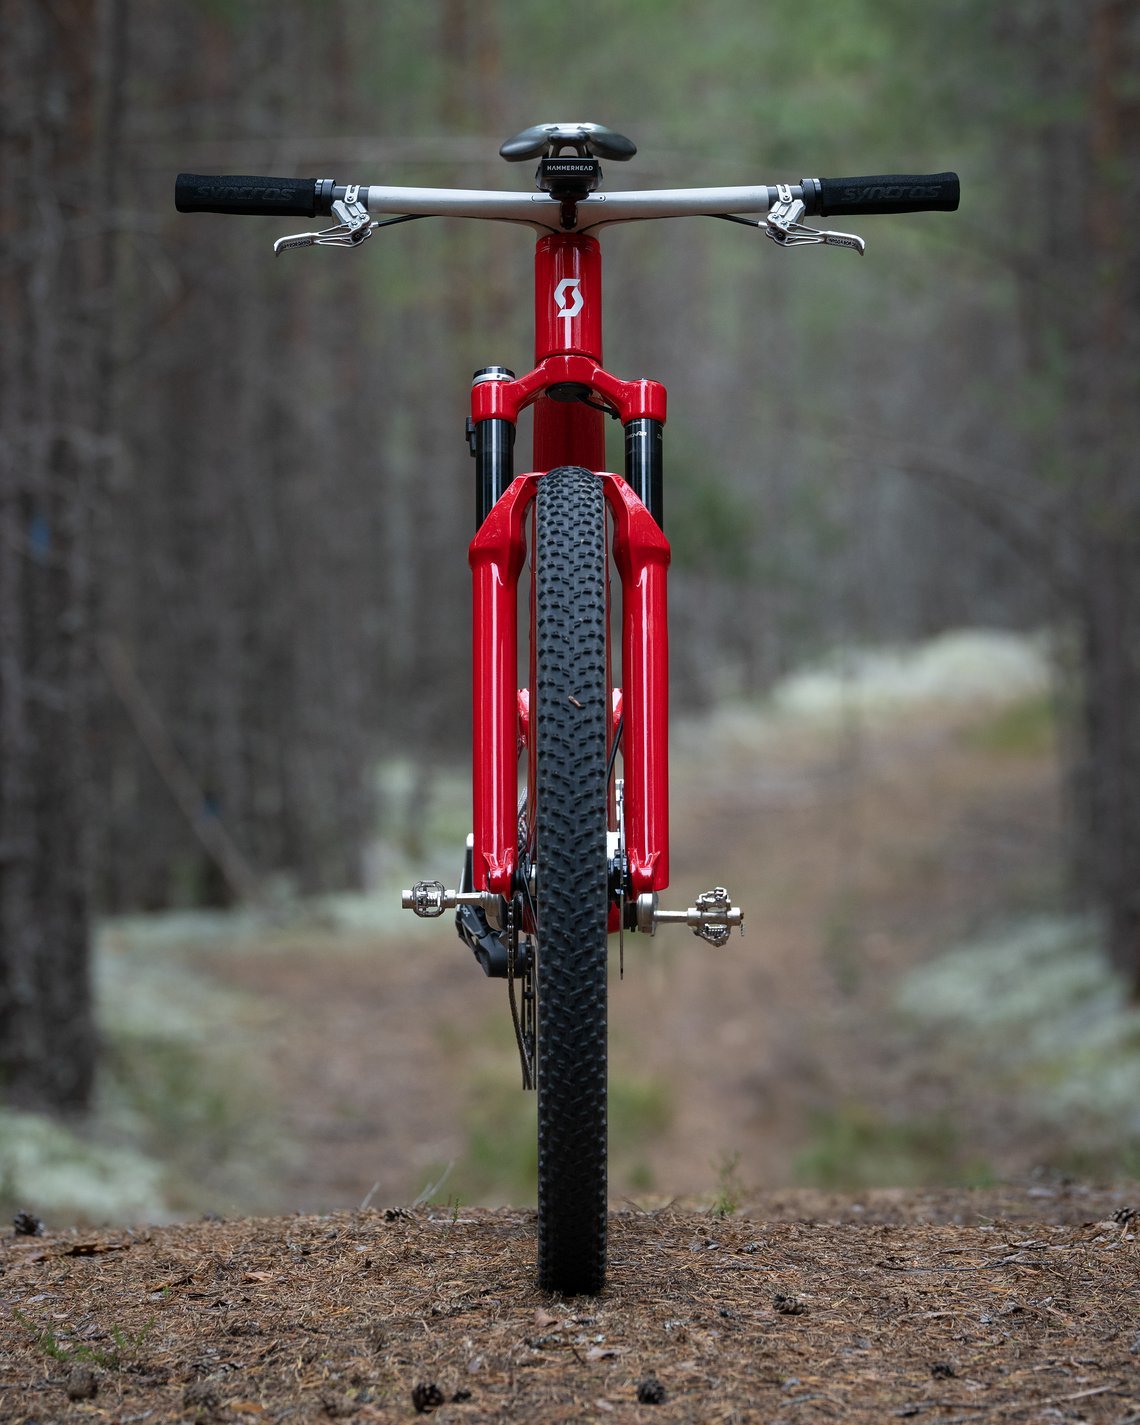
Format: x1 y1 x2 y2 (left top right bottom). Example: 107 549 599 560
1077 0 1140 991
0 0 119 1110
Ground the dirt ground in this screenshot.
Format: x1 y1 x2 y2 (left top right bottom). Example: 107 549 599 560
4 1187 1138 1423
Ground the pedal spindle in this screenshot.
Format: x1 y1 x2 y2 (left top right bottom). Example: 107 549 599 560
402 880 502 921
402 880 452 917
636 886 743 945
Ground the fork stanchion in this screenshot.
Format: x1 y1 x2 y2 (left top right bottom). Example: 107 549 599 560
624 416 664 529
471 368 516 530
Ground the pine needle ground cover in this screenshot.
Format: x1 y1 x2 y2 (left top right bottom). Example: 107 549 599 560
4 1188 1137 1423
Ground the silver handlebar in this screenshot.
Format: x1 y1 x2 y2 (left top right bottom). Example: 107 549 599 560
357 183 783 227
273 181 868 254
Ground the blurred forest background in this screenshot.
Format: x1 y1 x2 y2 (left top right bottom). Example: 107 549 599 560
1 0 1138 1192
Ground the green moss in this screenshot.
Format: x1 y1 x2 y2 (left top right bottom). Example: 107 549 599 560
896 915 1140 1177
99 1030 281 1186
0 1107 170 1226
440 1038 675 1206
965 692 1055 755
455 1070 538 1204
13 1308 154 1370
794 1102 993 1190
821 894 864 997
709 1150 746 1216
610 1074 674 1143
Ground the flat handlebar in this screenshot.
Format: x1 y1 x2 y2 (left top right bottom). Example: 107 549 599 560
175 170 960 229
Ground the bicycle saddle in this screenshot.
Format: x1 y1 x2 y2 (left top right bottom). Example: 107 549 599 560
500 122 637 163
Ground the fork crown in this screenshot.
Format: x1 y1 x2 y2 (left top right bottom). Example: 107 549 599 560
471 229 666 475
470 357 667 427
471 235 664 426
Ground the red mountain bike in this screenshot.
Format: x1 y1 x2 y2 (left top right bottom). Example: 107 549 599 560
177 124 959 1295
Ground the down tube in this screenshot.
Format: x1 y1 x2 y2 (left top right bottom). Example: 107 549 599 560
605 476 671 895
468 474 538 898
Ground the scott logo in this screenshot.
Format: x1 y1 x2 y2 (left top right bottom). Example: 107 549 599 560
554 277 584 337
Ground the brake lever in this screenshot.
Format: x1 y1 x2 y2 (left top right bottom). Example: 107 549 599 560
274 186 375 254
765 184 865 255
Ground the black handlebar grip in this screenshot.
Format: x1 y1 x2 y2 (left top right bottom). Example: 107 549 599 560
807 172 960 217
175 173 327 217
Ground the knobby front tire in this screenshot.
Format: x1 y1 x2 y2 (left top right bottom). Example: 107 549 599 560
533 466 610 1296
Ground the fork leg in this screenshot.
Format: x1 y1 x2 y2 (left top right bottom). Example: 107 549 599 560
605 474 671 896
469 474 538 898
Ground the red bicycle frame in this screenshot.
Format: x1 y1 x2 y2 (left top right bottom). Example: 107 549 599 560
177 126 957 1299
468 232 671 905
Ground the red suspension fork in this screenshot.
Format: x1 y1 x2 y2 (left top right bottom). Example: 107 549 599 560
467 229 671 901
469 472 670 899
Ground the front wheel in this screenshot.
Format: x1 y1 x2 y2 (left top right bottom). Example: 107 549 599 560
532 467 610 1295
